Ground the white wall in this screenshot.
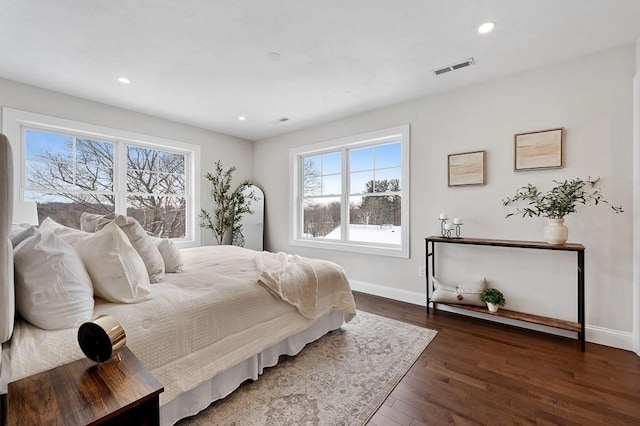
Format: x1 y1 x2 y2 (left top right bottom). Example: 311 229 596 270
637 37 640 70
0 77 254 246
254 45 636 348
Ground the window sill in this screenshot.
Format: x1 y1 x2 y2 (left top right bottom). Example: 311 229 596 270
290 238 409 258
173 239 200 249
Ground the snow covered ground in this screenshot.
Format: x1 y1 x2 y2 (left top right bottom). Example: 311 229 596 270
323 224 401 244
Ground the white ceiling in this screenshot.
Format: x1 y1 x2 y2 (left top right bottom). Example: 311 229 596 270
1 1 640 141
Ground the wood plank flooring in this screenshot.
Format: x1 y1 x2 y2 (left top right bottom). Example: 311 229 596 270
354 292 640 426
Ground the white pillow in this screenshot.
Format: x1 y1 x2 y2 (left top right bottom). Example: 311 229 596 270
152 237 184 273
13 231 94 330
9 224 37 247
431 277 487 307
96 214 165 283
39 218 151 303
40 217 88 242
70 223 152 303
80 212 106 233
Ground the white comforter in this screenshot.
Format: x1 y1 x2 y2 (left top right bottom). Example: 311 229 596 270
9 246 356 405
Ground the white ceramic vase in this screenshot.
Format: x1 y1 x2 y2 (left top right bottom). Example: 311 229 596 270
486 302 499 313
221 228 233 245
544 218 568 245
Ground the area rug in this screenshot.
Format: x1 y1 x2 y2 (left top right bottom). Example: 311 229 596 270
180 310 437 426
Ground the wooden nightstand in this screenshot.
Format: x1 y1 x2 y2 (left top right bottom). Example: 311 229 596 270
8 347 163 425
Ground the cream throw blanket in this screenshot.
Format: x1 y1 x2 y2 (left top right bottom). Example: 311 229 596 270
256 251 357 322
256 251 320 319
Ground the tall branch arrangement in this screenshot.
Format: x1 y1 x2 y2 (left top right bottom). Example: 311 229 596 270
199 161 258 245
502 177 623 219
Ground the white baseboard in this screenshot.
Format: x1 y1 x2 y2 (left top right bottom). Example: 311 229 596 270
349 280 425 307
586 325 634 351
350 280 635 352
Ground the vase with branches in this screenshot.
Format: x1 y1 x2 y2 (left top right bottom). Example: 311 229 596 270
199 161 258 245
502 177 622 244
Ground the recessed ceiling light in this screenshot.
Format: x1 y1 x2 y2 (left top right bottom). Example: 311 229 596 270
238 116 247 121
117 77 130 84
478 22 495 34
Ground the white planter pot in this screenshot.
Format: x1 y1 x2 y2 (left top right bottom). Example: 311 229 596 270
544 218 568 245
221 228 233 245
486 302 499 313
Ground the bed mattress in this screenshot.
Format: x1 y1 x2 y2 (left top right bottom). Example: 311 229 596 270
9 245 356 406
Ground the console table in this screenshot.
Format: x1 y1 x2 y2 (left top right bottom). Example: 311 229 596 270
425 236 586 351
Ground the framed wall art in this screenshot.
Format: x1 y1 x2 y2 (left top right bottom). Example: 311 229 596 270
514 127 563 171
448 150 486 186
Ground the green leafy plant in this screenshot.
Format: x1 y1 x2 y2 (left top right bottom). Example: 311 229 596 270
199 161 259 245
502 177 623 219
480 288 506 306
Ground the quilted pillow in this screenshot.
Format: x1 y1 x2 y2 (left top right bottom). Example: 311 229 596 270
152 237 184 273
41 218 151 303
40 217 88 242
80 211 107 232
96 214 165 283
431 277 487 306
13 231 94 330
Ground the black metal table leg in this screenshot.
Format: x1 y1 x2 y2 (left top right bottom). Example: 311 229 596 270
425 240 430 313
425 240 435 314
578 250 585 351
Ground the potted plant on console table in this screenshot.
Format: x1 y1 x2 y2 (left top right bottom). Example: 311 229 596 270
502 177 622 245
480 288 506 313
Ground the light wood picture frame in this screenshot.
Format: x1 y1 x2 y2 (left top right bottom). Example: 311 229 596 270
514 128 563 171
448 150 486 186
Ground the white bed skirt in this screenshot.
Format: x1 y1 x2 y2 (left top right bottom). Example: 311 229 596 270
160 311 346 425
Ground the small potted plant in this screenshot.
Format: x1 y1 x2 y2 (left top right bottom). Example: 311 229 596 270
480 288 506 313
502 177 622 245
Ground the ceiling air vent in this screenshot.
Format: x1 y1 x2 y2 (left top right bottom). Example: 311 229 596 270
432 58 475 76
433 66 452 75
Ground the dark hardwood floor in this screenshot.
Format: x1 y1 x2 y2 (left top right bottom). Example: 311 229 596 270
354 291 640 426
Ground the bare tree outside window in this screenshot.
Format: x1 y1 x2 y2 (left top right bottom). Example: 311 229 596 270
303 199 341 238
303 158 321 195
301 152 342 238
25 130 186 238
126 146 186 238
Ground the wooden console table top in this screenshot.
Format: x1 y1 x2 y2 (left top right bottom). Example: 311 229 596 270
425 236 585 251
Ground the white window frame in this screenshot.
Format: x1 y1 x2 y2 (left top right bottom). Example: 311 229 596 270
2 107 201 248
289 125 410 258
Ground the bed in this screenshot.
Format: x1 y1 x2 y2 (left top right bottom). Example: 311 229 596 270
0 134 357 425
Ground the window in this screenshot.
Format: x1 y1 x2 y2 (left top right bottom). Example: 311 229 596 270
24 129 117 223
125 146 186 238
301 151 342 239
3 108 200 246
291 125 409 257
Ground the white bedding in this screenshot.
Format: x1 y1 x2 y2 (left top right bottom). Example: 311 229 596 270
9 245 357 407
